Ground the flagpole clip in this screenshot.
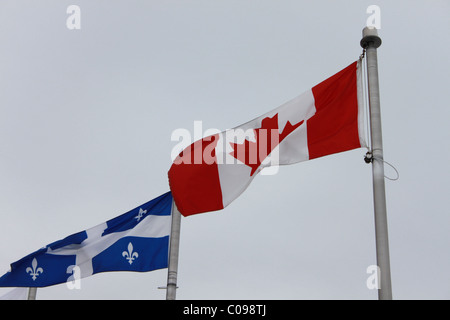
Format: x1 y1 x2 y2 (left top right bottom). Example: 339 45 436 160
364 151 373 163
359 48 366 60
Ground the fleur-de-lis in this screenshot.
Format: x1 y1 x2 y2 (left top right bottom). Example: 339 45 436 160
26 258 43 281
134 208 147 222
122 242 139 265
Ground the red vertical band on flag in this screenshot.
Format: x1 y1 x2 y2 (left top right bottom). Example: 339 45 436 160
308 62 361 160
168 134 224 216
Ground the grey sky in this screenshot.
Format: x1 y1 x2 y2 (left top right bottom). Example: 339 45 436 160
0 0 449 299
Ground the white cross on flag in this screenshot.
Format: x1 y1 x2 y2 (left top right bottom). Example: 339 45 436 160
0 192 172 287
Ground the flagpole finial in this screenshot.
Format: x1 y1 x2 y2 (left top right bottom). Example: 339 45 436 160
360 26 382 49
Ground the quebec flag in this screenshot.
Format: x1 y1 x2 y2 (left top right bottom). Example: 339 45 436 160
0 192 173 287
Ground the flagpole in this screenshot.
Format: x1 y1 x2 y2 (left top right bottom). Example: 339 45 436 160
27 287 37 300
166 199 181 300
360 26 392 300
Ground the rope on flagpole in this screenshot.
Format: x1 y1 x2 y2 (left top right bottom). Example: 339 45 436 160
364 150 399 181
360 48 372 151
360 48 399 182
359 48 366 60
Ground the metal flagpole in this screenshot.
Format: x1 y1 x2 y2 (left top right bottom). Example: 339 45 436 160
360 26 393 300
27 287 37 300
166 199 181 300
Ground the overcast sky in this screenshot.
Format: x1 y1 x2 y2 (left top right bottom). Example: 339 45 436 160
1 0 449 299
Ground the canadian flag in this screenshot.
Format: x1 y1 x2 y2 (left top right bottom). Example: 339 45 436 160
169 61 366 216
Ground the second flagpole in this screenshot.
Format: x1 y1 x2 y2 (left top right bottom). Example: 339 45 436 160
27 287 37 300
166 199 181 300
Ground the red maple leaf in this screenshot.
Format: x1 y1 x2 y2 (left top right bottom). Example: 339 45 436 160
229 113 304 176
